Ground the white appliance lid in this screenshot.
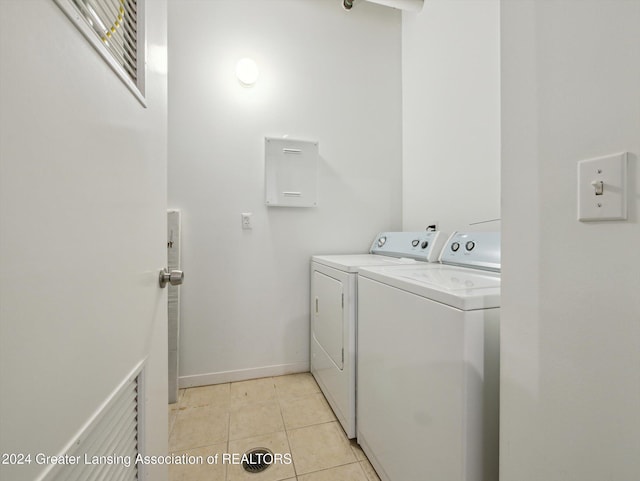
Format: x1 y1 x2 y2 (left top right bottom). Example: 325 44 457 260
358 264 500 310
311 254 423 273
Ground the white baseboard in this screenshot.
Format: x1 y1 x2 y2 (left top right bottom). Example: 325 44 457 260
178 361 309 388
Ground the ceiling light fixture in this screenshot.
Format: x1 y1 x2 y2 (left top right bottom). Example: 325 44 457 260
236 58 259 87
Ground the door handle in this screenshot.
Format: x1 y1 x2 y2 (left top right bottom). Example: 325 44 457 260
159 268 184 288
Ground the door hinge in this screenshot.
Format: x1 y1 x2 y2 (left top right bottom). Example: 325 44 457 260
341 293 344 309
315 297 318 314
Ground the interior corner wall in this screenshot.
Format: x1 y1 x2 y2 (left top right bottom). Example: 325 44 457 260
401 1 501 233
167 0 402 385
500 2 640 480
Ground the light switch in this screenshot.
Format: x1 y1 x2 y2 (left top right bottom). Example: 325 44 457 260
577 152 628 222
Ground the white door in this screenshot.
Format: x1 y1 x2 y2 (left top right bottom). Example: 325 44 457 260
0 2 169 481
312 270 345 370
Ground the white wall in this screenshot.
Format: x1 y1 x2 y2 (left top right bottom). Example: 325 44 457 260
168 0 402 385
402 0 501 233
0 1 168 480
500 2 640 480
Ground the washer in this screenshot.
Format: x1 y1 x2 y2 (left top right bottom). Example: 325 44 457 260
356 232 501 481
310 231 445 439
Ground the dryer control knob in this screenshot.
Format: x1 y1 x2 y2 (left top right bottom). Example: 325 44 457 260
465 241 476 251
378 236 387 247
421 241 429 249
451 242 460 252
412 239 420 247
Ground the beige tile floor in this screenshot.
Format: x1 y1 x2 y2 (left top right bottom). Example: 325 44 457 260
168 373 381 481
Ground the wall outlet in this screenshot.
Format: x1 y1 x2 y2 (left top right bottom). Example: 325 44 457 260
241 212 252 230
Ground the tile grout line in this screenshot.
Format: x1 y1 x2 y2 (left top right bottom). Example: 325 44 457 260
275 377 300 480
281 374 351 480
225 382 233 481
296 460 368 479
167 388 186 450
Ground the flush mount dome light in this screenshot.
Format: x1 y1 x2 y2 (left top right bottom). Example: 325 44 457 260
236 58 259 87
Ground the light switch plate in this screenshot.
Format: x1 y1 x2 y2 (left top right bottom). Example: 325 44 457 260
577 152 627 222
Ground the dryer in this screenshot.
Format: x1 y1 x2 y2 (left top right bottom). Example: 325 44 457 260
357 232 501 481
310 231 445 438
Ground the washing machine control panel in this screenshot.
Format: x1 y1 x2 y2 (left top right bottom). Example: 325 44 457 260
440 231 500 272
370 231 446 262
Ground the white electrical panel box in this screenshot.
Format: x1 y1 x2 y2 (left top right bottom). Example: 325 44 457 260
265 137 318 207
577 152 628 222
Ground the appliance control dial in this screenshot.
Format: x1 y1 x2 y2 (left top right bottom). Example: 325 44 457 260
465 241 475 251
421 241 429 249
378 236 387 247
451 242 460 252
411 239 420 247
